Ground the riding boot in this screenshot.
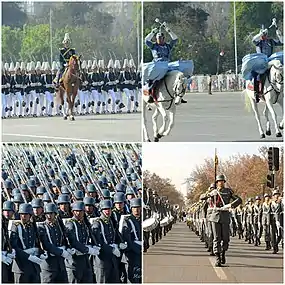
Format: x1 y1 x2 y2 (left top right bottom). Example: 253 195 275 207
254 79 260 103
215 253 221 267
221 251 226 265
181 98 187 103
272 245 278 254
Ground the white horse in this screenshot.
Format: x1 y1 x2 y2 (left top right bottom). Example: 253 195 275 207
142 70 187 142
243 59 283 139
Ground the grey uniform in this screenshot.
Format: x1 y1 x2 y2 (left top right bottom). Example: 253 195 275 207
38 220 68 283
262 202 271 242
253 203 262 243
10 221 41 283
270 200 282 251
208 187 242 254
65 218 93 283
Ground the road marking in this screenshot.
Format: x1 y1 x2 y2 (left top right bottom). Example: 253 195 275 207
209 257 228 280
2 133 104 142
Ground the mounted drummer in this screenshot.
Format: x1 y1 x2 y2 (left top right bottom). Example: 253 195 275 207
251 19 283 102
53 33 77 87
145 21 178 103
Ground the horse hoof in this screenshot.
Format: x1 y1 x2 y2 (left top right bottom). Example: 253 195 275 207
260 134 265 139
276 132 282 138
266 130 271 136
63 116 67 120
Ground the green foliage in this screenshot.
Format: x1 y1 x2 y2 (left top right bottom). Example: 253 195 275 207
2 2 28 27
2 26 23 61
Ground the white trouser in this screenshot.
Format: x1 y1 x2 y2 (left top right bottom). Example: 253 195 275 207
92 90 100 113
108 89 116 112
5 93 11 116
123 88 132 112
45 91 54 115
1 93 6 117
15 92 24 116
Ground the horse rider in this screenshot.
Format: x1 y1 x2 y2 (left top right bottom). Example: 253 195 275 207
53 33 77 88
145 25 180 103
251 26 283 102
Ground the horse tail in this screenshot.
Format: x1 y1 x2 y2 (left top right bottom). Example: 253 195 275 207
243 88 252 113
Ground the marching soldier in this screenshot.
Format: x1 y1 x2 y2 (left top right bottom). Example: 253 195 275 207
262 193 272 250
121 198 142 283
38 203 71 282
91 199 121 283
10 203 45 283
65 201 99 283
253 196 262 246
245 198 254 244
31 198 45 222
57 194 72 219
208 174 242 267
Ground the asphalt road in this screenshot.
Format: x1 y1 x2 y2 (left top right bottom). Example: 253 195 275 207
143 222 283 283
2 112 141 142
144 92 284 142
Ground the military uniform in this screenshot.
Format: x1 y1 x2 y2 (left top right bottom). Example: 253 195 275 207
65 217 93 283
38 219 69 282
262 199 271 249
91 213 120 283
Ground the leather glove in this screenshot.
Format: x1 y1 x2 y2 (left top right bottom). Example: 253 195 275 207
119 243 127 250
88 247 100 256
220 203 232 210
61 249 72 261
151 28 158 34
28 255 43 265
112 247 121 258
2 254 13 266
210 189 218 196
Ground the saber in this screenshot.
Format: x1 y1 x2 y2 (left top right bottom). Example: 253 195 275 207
269 18 277 29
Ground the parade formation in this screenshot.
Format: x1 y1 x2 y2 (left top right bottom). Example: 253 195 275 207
2 33 141 119
142 188 178 252
1 143 142 283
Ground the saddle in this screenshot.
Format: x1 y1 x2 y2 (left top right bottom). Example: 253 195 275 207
248 73 267 97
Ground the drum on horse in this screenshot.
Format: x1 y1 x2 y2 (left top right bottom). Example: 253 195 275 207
56 55 81 121
143 70 187 142
243 59 283 139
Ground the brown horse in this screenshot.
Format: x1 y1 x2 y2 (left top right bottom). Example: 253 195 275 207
56 55 81 120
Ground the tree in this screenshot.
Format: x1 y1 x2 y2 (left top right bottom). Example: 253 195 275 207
2 26 23 61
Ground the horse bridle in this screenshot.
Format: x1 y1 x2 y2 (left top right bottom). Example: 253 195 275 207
263 65 283 103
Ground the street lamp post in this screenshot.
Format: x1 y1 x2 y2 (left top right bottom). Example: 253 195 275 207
233 1 238 76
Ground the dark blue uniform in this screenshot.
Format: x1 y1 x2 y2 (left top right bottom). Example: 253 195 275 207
38 220 69 283
59 47 76 73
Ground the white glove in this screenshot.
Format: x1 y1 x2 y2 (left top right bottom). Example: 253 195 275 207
6 249 16 259
134 240 142 246
88 246 100 256
165 26 171 33
242 221 246 227
276 221 281 228
2 254 13 266
85 81 88 85
100 81 104 85
116 80 119 83
112 247 121 257
119 243 127 250
151 28 158 34
7 83 10 88
276 30 282 37
262 29 268 36
67 248 76 255
258 222 261 228
210 189 218 196
28 255 43 265
220 203 232 210
61 249 72 261
40 253 48 260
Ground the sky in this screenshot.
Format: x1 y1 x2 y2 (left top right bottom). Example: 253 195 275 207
143 142 283 197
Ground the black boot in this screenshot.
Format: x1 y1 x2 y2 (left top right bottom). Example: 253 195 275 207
265 241 271 250
215 253 221 267
181 98 187 103
147 96 154 103
221 251 226 264
254 80 260 103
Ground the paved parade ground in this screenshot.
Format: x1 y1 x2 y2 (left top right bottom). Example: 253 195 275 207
2 112 141 142
144 92 283 142
143 222 283 283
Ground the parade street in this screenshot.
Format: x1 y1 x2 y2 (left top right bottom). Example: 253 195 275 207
143 222 283 283
2 111 141 142
144 92 283 142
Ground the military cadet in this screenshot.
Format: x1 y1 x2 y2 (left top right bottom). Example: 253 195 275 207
121 198 142 283
270 189 282 253
88 60 99 114
114 59 124 113
86 184 100 203
36 186 47 199
31 198 45 222
57 194 72 219
262 193 272 250
208 174 242 267
253 196 262 246
84 196 100 218
26 61 38 117
236 204 244 239
10 203 45 283
91 199 121 283
112 192 127 225
97 60 107 114
41 62 54 117
78 60 88 115
65 201 99 283
37 203 71 282
129 59 139 112
206 183 215 255
245 198 254 244
2 63 11 119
